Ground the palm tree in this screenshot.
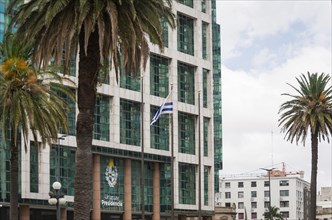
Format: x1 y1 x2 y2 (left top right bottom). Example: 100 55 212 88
278 72 332 220
8 1 175 219
0 33 75 220
263 206 284 220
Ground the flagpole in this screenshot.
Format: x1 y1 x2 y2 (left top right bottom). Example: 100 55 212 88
198 90 202 220
170 84 174 220
141 75 145 220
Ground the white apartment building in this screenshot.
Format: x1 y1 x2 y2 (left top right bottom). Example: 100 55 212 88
219 170 310 220
316 187 332 220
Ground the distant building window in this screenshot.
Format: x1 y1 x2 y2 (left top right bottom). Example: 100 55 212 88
264 190 270 197
178 0 193 8
280 180 289 186
225 192 231 199
280 190 289 197
251 181 257 187
225 182 231 188
238 182 244 188
251 202 257 209
281 211 289 218
264 181 269 187
177 13 194 55
251 212 257 219
238 191 244 198
238 213 244 219
251 191 257 198
280 201 289 207
238 202 244 209
264 201 270 208
225 202 231 207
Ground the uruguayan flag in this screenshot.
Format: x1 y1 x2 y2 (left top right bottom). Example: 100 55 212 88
150 94 173 125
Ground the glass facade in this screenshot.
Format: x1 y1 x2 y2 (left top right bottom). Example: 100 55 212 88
179 163 196 204
50 145 75 196
178 62 195 105
100 157 124 211
120 99 141 146
0 133 10 202
150 106 169 151
203 117 209 157
30 142 38 193
94 94 110 141
177 13 194 56
120 75 140 92
178 112 195 155
202 22 208 60
150 54 169 98
160 163 171 212
212 0 223 193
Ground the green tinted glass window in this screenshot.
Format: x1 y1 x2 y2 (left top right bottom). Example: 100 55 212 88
94 94 110 141
202 22 208 59
160 163 171 212
150 54 169 98
204 166 209 205
201 0 206 13
178 0 193 8
177 13 194 55
30 142 38 193
204 117 209 157
56 87 76 136
178 62 195 105
120 99 141 146
203 69 208 108
178 112 195 155
179 163 196 204
150 106 169 151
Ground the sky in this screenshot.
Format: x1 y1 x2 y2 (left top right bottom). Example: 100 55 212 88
216 1 332 191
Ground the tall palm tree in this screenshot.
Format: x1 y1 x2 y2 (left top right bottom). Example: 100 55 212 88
0 33 75 220
278 72 332 220
263 206 284 220
8 1 175 219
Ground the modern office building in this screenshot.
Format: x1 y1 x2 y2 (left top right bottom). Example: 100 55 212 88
219 169 310 220
0 0 222 219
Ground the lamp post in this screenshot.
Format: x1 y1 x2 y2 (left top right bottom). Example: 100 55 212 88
48 181 66 220
260 168 275 220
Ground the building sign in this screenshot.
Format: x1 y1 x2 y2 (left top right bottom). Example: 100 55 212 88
102 159 123 207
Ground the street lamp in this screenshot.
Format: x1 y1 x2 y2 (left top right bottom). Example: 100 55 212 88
48 181 66 220
260 168 275 220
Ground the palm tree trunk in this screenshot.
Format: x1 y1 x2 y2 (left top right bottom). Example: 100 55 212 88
309 132 318 220
74 28 100 220
10 134 18 220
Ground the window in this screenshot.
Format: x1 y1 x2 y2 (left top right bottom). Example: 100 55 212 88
238 213 244 219
204 166 209 205
225 203 231 207
280 190 289 197
225 192 231 199
203 69 209 108
251 212 257 219
251 191 257 198
178 62 195 104
150 54 169 97
238 202 244 209
238 191 244 198
251 181 257 187
225 182 230 188
203 117 209 156
177 13 194 55
178 0 193 8
251 202 257 209
120 74 140 91
150 105 169 151
161 17 169 47
264 181 269 187
280 180 289 186
264 201 270 208
280 201 289 207
202 22 208 59
264 190 270 197
179 163 196 204
201 0 206 13
178 112 195 154
30 142 38 193
94 94 110 141
281 212 289 218
120 99 141 146
238 182 244 188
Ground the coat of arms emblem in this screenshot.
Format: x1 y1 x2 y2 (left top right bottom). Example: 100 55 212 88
105 159 118 187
